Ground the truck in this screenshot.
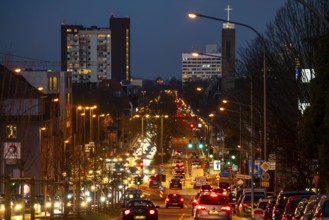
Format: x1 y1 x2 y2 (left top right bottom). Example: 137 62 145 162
190 167 206 189
193 176 207 189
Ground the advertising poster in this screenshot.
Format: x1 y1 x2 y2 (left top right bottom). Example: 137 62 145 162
4 142 21 159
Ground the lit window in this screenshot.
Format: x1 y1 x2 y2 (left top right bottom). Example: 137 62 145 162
48 77 58 92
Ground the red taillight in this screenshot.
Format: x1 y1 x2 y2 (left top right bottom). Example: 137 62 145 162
254 210 263 215
165 198 170 202
221 206 231 211
192 199 197 204
124 209 131 215
149 209 156 215
180 198 184 202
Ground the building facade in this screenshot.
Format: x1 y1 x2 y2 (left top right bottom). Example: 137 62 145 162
60 17 130 84
182 44 221 83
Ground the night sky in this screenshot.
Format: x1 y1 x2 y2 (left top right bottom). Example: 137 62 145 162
0 0 285 80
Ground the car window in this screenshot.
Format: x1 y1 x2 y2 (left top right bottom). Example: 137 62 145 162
199 195 228 205
127 200 155 208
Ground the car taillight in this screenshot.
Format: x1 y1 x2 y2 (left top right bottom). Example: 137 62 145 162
192 199 197 204
166 198 170 202
124 209 131 215
149 209 156 215
254 210 263 215
180 198 184 202
196 205 206 210
221 206 231 212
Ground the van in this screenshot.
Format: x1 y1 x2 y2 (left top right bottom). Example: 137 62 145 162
193 176 207 189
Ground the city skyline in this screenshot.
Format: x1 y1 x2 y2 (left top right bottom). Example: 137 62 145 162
0 0 286 80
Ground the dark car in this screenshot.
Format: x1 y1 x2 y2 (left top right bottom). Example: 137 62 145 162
200 184 212 192
169 179 182 189
272 191 315 220
165 193 184 208
300 195 321 220
282 195 310 220
149 175 160 188
264 196 277 220
122 199 159 220
312 194 329 220
237 193 266 216
294 198 308 220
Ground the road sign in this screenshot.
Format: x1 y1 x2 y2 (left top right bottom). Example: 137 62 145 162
237 179 244 185
261 162 271 172
235 174 251 180
261 181 270 187
260 172 270 181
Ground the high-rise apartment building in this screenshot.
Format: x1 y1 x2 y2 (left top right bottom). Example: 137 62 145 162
61 16 130 83
110 16 131 82
182 44 221 83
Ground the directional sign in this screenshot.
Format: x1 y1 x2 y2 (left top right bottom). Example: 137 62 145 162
261 162 271 172
235 174 251 180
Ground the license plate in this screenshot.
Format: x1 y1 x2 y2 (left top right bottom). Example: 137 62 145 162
209 210 219 215
172 203 178 205
134 216 146 219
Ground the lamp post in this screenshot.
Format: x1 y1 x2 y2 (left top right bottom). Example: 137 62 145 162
189 12 267 209
155 115 168 164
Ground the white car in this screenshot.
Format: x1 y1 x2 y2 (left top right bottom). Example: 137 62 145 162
192 192 232 220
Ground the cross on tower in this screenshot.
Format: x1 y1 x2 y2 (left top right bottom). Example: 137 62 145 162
225 5 232 23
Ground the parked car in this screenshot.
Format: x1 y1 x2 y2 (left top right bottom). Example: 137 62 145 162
192 192 232 220
252 198 269 220
122 199 159 220
300 195 321 220
294 198 309 220
312 194 329 220
237 193 265 216
282 195 311 220
264 196 277 220
169 179 182 190
165 193 184 208
272 191 315 220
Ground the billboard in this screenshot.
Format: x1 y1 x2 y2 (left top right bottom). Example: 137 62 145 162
4 142 21 159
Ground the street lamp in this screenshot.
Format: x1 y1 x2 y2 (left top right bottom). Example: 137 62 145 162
189 12 267 209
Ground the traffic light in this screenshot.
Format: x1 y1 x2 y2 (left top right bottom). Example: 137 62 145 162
198 143 203 149
189 122 195 129
209 147 213 158
135 176 143 185
231 155 236 160
188 139 193 148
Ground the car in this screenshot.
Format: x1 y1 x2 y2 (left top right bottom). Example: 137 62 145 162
192 192 232 220
237 193 266 217
312 194 329 220
149 175 160 188
272 191 315 220
120 188 144 206
122 199 159 220
173 174 185 184
165 193 184 208
191 192 201 215
282 195 311 220
294 198 309 220
200 184 212 192
300 195 321 220
252 198 269 220
264 196 277 220
169 179 182 189
172 159 184 167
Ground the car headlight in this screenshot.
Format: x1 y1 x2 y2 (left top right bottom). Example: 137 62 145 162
54 201 61 208
15 204 23 210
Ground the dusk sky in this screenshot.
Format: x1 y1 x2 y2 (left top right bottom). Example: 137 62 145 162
0 1 286 80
